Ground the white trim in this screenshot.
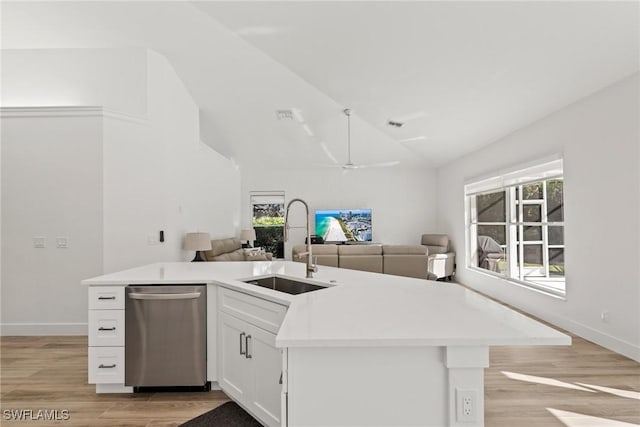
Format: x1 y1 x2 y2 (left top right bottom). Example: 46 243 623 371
0 106 103 118
250 191 286 205
464 154 563 196
103 108 148 125
560 319 640 363
468 266 566 299
0 106 148 124
96 384 133 394
1 322 88 336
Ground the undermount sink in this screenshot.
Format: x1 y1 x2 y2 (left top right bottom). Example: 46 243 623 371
242 275 326 295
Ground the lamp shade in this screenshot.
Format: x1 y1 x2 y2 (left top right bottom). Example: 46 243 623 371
240 229 257 241
184 232 212 251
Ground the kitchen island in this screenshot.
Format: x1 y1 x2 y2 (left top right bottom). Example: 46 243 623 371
83 261 570 427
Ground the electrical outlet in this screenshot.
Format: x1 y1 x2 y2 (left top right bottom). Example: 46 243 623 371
56 237 68 248
456 389 477 422
601 311 610 323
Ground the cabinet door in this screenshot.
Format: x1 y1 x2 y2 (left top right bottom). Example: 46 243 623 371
248 324 282 427
219 312 250 402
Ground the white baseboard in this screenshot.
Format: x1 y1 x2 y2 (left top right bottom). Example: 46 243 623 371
459 274 640 363
550 316 640 363
95 384 133 394
1 323 88 336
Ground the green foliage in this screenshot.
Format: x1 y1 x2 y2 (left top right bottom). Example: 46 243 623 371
255 225 284 258
253 216 285 226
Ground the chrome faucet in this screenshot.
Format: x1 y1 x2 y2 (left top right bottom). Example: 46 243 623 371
284 198 317 278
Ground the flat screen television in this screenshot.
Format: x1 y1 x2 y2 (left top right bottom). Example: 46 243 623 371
315 209 372 243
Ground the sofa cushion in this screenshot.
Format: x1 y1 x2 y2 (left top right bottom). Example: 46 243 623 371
421 234 449 255
228 248 246 261
310 244 338 255
338 245 383 273
338 244 382 255
292 244 338 267
204 237 245 261
339 255 383 273
207 238 242 257
382 245 427 255
212 253 232 261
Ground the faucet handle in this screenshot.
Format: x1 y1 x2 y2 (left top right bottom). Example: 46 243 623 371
312 255 318 271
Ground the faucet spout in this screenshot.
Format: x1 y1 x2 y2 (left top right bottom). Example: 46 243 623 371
284 198 317 278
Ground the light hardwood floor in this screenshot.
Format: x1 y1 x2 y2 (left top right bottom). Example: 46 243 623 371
1 334 638 426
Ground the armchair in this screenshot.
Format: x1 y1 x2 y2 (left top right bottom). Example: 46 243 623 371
421 234 455 280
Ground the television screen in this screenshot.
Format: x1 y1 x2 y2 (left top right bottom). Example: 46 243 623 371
315 209 372 243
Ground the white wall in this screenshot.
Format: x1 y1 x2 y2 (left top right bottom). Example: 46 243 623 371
1 49 147 117
102 50 241 271
1 110 104 334
436 73 640 361
241 165 437 258
1 48 241 334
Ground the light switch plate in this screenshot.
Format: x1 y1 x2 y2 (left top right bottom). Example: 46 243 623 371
33 237 46 248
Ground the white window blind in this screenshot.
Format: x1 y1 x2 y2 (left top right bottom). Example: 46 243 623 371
250 192 285 204
465 157 563 196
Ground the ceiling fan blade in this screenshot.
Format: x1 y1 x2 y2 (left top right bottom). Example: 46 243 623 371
355 161 401 168
319 141 339 164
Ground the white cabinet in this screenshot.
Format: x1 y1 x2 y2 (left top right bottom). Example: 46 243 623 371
219 312 250 401
88 286 127 388
218 287 286 427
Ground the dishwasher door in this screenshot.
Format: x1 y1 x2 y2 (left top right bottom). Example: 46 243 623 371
125 284 206 387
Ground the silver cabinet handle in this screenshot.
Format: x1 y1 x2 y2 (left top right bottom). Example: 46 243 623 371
98 327 116 331
245 335 252 359
98 296 116 300
98 364 116 369
279 372 283 384
128 292 200 300
239 332 246 355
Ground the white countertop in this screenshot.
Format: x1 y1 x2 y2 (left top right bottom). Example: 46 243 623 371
82 261 571 348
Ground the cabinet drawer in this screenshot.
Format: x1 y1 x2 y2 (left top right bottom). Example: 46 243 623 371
89 286 125 310
88 310 124 347
219 287 287 334
88 347 124 384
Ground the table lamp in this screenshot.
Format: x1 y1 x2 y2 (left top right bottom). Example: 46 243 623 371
184 232 212 262
240 229 257 248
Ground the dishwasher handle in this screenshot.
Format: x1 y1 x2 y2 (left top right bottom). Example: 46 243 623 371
128 292 201 301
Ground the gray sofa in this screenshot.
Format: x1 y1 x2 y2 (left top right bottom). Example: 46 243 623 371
292 244 430 279
202 237 272 261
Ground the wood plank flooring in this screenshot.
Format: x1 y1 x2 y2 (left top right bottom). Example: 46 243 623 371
1 334 639 426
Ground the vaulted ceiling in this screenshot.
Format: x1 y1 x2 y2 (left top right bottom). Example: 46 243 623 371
2 1 638 170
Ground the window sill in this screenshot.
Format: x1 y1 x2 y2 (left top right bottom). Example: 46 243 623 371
467 266 567 300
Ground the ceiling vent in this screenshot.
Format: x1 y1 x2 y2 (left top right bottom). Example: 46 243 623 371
276 110 294 120
276 108 304 123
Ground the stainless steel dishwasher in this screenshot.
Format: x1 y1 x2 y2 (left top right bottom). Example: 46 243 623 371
125 284 207 389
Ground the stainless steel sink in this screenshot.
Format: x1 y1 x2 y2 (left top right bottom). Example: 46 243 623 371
242 275 326 295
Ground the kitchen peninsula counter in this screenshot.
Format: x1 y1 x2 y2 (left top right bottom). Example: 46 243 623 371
83 261 570 427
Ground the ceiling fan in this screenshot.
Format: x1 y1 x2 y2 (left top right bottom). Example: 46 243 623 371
330 109 400 170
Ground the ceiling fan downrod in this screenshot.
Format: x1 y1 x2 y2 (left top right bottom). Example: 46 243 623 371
344 108 352 165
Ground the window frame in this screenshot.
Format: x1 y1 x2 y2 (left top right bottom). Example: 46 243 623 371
464 157 566 298
249 191 285 258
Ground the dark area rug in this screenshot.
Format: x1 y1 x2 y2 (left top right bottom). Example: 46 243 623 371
179 401 262 427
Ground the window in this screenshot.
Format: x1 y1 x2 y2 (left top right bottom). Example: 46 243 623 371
250 192 285 259
465 158 565 296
